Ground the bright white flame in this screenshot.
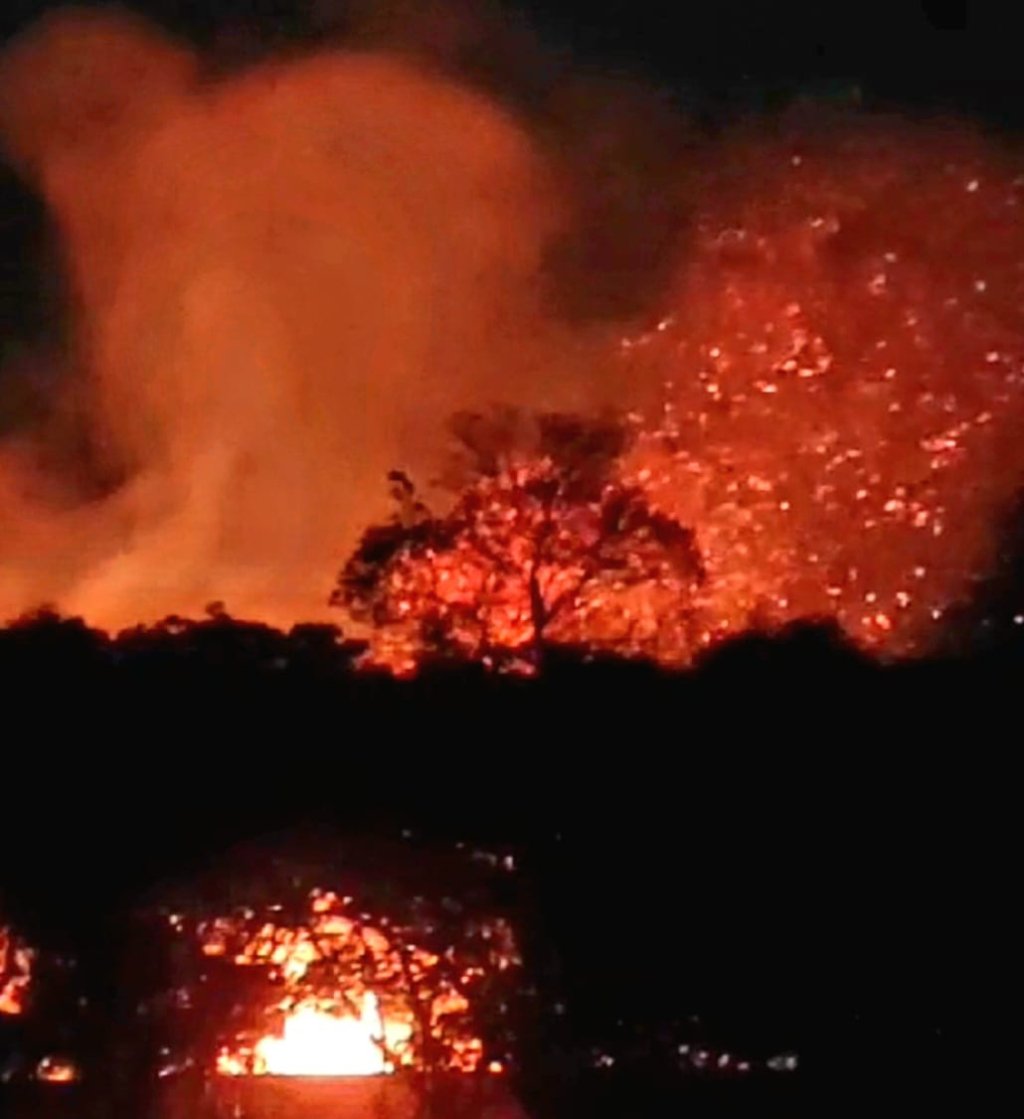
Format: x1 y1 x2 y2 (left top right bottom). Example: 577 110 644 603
253 992 408 1077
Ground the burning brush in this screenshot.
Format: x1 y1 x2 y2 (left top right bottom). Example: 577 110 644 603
144 844 527 1119
198 889 506 1078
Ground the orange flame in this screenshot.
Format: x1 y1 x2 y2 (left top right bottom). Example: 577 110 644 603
36 1056 79 1083
205 891 503 1078
216 993 410 1078
0 925 33 1016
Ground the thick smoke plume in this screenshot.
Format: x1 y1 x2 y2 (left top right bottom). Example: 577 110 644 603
0 6 621 627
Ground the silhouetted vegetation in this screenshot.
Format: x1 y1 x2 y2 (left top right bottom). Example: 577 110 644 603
336 412 706 669
1 590 1014 1110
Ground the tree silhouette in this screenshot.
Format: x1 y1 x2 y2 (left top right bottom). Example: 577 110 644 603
333 410 705 670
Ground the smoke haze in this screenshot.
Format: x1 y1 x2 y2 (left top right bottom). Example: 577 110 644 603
0 6 635 627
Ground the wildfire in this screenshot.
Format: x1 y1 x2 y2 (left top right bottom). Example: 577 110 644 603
345 119 1024 671
0 924 33 1016
202 890 505 1078
338 425 705 671
4 9 1024 666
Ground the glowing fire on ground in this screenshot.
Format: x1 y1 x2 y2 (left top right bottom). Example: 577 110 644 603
217 992 407 1078
0 925 33 1016
202 891 505 1078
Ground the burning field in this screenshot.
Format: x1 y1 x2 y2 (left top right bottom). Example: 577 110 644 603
2 7 1024 671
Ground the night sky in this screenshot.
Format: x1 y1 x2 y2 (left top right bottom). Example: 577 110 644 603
0 3 1005 112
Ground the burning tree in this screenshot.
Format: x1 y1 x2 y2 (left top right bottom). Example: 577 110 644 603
333 411 705 671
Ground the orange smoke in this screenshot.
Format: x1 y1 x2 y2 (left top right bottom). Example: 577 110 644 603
0 8 593 629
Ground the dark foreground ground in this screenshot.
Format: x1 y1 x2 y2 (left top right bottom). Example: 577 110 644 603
0 615 1012 1118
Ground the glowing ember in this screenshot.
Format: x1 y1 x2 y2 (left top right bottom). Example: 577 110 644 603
204 890 504 1078
616 117 1024 657
0 925 33 1016
35 1056 79 1083
345 117 1024 670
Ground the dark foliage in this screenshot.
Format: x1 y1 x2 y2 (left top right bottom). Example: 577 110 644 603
1 582 1014 1022
0 609 1013 1119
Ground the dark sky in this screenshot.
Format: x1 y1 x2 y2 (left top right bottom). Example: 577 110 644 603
0 2 997 91
0 2 1015 156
